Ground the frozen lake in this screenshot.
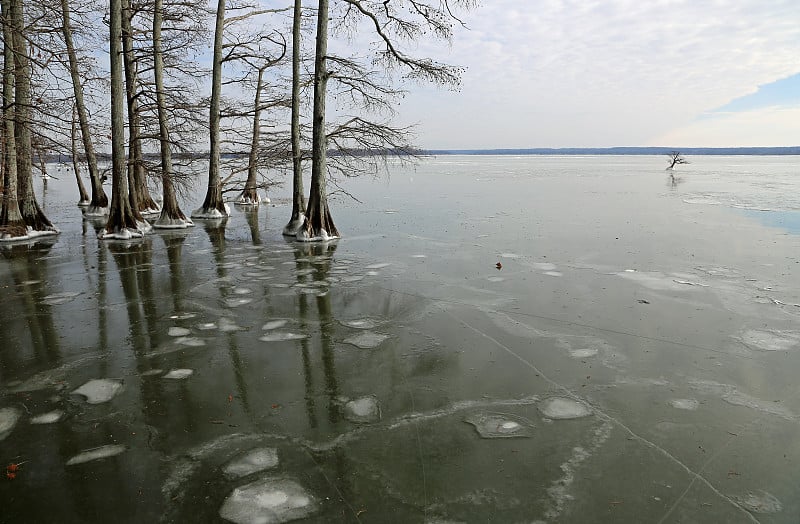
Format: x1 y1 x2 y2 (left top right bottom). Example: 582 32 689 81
1 155 799 523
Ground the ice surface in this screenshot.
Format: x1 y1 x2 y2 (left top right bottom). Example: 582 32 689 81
669 399 699 410
219 478 317 524
0 407 21 440
163 369 194 380
343 396 381 423
259 332 308 342
41 291 82 306
226 298 254 308
66 444 126 466
739 329 800 352
219 318 246 332
533 262 557 271
175 337 206 347
168 327 192 337
732 490 782 513
538 397 592 420
340 318 382 330
568 348 598 359
262 320 289 331
71 379 123 404
690 379 795 420
343 331 389 349
223 448 279 479
463 412 533 438
365 262 391 269
30 410 65 424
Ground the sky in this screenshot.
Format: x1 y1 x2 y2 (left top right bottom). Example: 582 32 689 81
372 0 800 149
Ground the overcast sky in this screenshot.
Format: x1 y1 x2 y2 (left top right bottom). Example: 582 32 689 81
379 0 800 149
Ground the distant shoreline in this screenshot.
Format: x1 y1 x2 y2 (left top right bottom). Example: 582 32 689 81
424 147 800 156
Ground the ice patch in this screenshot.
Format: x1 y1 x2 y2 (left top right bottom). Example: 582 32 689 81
690 380 795 420
163 369 194 380
170 312 197 320
140 369 164 377
226 298 254 308
233 287 253 295
66 444 126 466
463 412 533 438
568 348 598 359
197 322 218 331
499 253 521 259
30 410 65 424
71 379 123 404
259 332 308 342
544 271 563 277
41 291 82 306
669 399 699 410
411 254 427 258
533 262 557 271
168 327 192 337
219 318 246 332
219 478 317 524
538 397 592 420
733 490 782 514
340 318 381 330
262 320 289 331
738 329 800 352
487 276 505 282
223 448 279 479
191 205 230 219
365 262 391 269
343 396 381 423
0 407 21 440
343 332 389 349
175 337 206 347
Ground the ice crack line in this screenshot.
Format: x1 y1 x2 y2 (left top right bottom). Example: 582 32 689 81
449 310 759 524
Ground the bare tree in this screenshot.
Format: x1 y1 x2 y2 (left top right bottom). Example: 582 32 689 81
666 151 689 170
282 0 306 236
100 0 151 239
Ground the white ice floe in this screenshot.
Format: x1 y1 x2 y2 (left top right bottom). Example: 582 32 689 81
343 396 381 423
0 226 60 242
340 318 381 330
411 254 427 258
259 332 308 342
140 369 164 377
163 369 194 380
544 271 563 277
0 407 21 440
233 287 253 295
170 313 197 320
71 379 123 404
538 397 592 420
219 478 317 524
30 410 65 424
365 262 391 270
226 298 254 308
690 379 795 420
219 318 246 332
343 332 389 349
168 327 192 337
152 216 194 229
223 448 279 479
175 337 206 347
41 291 82 306
197 322 218 331
533 262 558 271
487 276 505 282
295 228 338 243
738 329 800 352
97 226 147 240
568 348 598 359
669 399 699 410
262 320 289 331
66 444 126 466
463 412 533 438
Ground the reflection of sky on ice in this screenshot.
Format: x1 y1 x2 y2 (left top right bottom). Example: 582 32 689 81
0 156 799 521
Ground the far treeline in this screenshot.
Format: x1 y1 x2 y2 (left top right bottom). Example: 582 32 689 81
428 147 800 156
0 0 475 242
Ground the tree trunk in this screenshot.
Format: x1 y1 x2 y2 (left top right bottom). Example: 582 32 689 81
100 0 147 239
11 0 55 234
237 66 264 206
0 0 25 239
153 0 191 229
283 0 306 236
192 0 228 219
60 0 107 213
71 105 90 205
300 0 338 241
121 0 159 215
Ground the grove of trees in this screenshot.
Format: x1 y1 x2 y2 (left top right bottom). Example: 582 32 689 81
0 0 475 242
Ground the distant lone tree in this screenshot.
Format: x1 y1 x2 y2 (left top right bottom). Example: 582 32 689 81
666 151 689 170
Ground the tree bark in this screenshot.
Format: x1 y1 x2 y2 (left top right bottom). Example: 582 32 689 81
101 0 145 238
60 0 107 211
71 105 90 205
238 66 264 205
153 0 191 228
11 0 55 233
121 0 158 215
283 0 306 236
193 0 228 218
301 0 338 240
0 0 25 238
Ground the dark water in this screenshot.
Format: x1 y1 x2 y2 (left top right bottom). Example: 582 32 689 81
1 156 799 523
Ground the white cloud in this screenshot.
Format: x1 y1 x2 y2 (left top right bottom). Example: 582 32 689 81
390 0 800 148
